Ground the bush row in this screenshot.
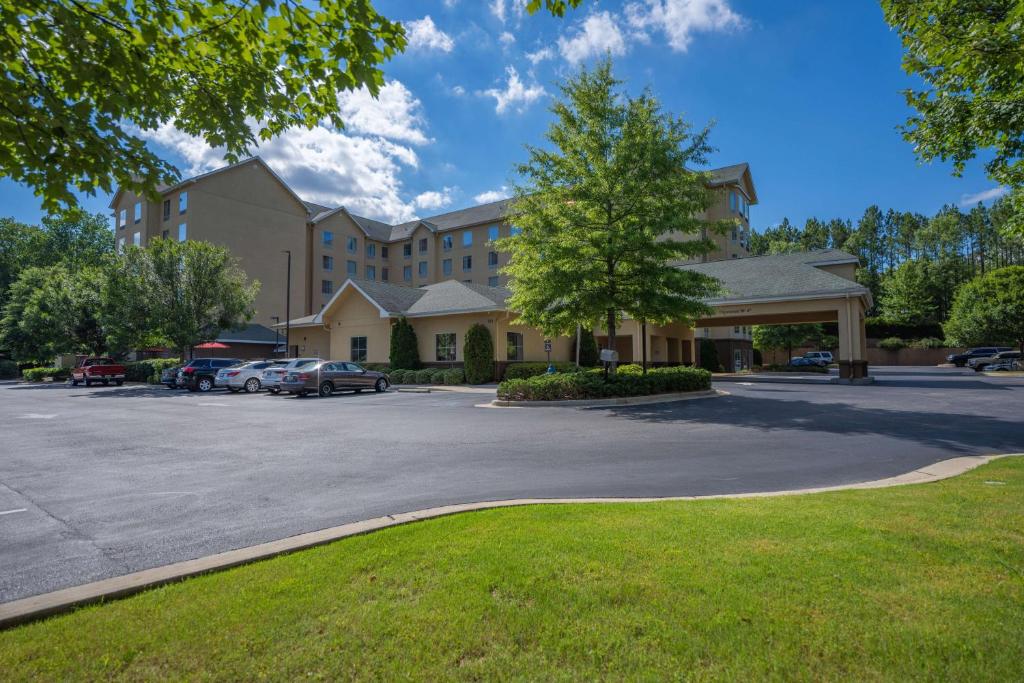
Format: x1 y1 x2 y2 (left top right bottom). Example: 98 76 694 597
876 336 946 350
502 362 580 380
22 367 71 382
125 358 182 382
497 366 711 401
0 359 18 379
388 367 466 385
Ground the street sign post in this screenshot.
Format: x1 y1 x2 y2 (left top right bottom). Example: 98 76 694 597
544 339 554 373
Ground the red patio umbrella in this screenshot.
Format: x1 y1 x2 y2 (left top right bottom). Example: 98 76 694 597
194 341 230 358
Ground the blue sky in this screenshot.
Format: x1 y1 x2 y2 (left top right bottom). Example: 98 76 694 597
0 0 1005 232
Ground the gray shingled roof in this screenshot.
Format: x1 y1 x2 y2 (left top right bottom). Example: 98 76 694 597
405 280 510 316
348 278 428 313
216 323 279 344
681 249 868 303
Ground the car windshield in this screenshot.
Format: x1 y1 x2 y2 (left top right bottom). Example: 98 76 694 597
292 359 318 368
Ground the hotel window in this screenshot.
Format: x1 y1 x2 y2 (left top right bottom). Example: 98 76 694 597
436 332 456 362
323 255 334 271
506 332 523 361
350 336 367 363
729 191 737 213
178 223 187 241
443 258 452 276
381 246 389 259
731 229 738 241
116 237 125 253
347 260 357 276
442 234 453 251
132 231 141 246
134 202 142 223
403 243 412 258
381 267 389 282
365 265 376 281
322 279 333 295
366 243 375 258
322 230 333 247
488 276 499 287
488 251 498 268
510 226 522 237
418 261 428 278
403 265 412 282
347 236 358 253
462 255 472 271
162 200 170 221
462 230 472 247
178 192 187 214
734 326 740 334
161 229 169 239
118 209 127 228
488 225 499 242
419 237 428 253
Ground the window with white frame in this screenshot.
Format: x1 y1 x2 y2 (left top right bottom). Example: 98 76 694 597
132 231 141 246
403 243 412 258
322 279 333 295
443 258 452 276
162 199 170 221
178 192 188 214
462 255 472 271
347 260 357 276
350 336 367 363
488 276 499 287
134 202 142 223
178 223 187 241
488 251 498 268
506 332 523 361
436 333 456 362
403 265 412 281
323 255 333 271
118 209 127 228
322 230 333 247
419 237 428 253
381 267 389 281
488 225 499 242
418 261 427 278
462 230 472 247
117 237 125 253
366 243 375 258
365 265 376 280
347 236 358 253
442 234 453 251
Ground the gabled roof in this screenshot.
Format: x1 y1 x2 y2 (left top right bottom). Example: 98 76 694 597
680 249 869 304
707 162 758 205
311 278 510 322
215 323 279 344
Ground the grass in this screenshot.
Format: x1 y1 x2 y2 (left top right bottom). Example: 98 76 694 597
2 459 1023 681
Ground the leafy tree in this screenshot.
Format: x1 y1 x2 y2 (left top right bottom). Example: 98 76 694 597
881 0 1024 235
498 59 720 364
879 259 939 325
388 317 420 370
0 266 107 362
944 266 1024 354
463 324 494 384
104 239 258 357
571 328 599 367
752 324 822 362
0 217 35 308
698 338 720 373
0 0 405 210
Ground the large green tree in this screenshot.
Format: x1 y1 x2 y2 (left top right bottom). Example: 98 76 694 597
752 324 823 363
498 59 721 362
881 0 1024 235
105 239 258 356
944 266 1024 354
879 259 939 325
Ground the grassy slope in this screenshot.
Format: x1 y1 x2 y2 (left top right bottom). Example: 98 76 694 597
2 459 1023 681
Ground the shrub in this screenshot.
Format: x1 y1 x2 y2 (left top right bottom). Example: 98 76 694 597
615 363 644 375
363 363 391 372
502 362 580 380
0 359 18 379
752 348 763 366
699 339 719 372
463 323 494 384
413 368 436 384
443 368 465 385
878 337 908 350
389 317 420 370
22 367 70 382
431 369 447 385
126 358 182 383
388 369 408 384
909 337 945 349
570 328 600 366
497 366 711 401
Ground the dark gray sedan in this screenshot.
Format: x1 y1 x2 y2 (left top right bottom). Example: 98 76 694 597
279 361 390 397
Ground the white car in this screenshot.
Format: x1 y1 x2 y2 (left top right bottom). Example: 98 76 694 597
217 360 287 393
261 358 321 394
803 351 833 367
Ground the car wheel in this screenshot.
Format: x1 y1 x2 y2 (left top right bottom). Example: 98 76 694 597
84 378 91 387
375 378 387 393
115 380 123 386
319 381 333 398
297 390 308 398
71 378 79 386
197 377 213 392
269 387 280 394
102 379 109 386
244 378 260 393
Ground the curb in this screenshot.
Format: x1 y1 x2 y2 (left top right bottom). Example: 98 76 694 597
0 453 1017 630
488 389 725 408
713 375 833 385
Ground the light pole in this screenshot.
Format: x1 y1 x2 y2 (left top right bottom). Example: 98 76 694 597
271 316 280 357
282 250 292 358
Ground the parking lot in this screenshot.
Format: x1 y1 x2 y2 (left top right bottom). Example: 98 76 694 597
2 365 1023 603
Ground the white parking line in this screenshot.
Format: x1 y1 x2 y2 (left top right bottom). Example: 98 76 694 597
18 414 56 419
197 402 228 407
0 508 27 516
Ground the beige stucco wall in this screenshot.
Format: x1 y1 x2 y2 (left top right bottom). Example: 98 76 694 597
322 288 392 363
288 325 331 360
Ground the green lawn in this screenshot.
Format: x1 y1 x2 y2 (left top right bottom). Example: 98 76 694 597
3 459 1023 681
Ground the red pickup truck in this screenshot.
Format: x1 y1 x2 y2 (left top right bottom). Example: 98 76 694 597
70 357 126 386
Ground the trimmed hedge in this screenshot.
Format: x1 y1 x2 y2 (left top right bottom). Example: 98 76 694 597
502 362 580 380
22 367 71 382
388 367 466 385
363 363 391 372
463 324 494 384
388 369 408 384
497 366 711 401
442 368 466 385
878 337 908 350
126 358 182 383
389 317 420 370
0 359 18 379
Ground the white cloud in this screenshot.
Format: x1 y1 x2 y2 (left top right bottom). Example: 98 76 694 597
479 66 546 114
526 46 556 65
139 81 434 224
474 187 509 204
557 11 627 64
405 15 455 53
443 0 459 7
451 84 466 96
490 0 524 25
499 31 516 45
414 187 455 211
625 0 745 52
959 186 1009 207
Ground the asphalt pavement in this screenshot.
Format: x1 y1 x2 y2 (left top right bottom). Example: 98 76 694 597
1 366 1022 603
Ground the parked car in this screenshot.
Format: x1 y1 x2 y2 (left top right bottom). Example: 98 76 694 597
279 361 389 397
986 356 1021 372
802 351 833 367
70 357 126 386
789 356 814 367
217 359 287 393
160 365 183 389
973 350 1021 372
177 358 241 392
947 347 1013 367
261 358 320 394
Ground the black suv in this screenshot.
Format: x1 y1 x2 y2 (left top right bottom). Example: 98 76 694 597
946 347 1012 367
177 358 241 392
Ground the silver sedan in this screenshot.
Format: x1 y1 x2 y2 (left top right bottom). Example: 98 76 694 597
261 358 321 394
216 360 287 393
